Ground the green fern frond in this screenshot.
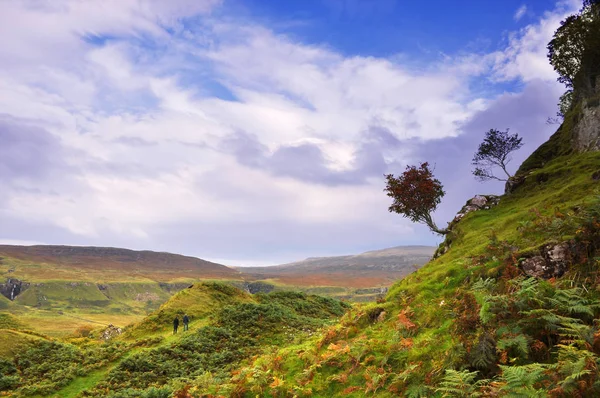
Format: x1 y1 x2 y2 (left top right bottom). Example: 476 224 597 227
497 364 549 397
436 369 483 397
497 334 530 357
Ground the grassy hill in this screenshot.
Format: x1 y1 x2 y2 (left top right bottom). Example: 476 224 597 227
0 282 349 397
0 245 244 338
0 245 239 282
0 243 433 339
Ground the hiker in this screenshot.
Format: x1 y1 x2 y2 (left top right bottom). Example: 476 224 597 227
173 316 179 334
183 314 190 331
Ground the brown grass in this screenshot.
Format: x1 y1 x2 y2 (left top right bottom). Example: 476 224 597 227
270 272 399 288
0 245 242 283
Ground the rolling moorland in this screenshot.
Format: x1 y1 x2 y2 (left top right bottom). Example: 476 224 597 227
0 244 432 338
236 245 435 298
0 245 241 337
1 2 600 397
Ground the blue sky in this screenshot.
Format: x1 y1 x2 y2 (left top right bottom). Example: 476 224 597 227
228 0 556 57
0 0 580 266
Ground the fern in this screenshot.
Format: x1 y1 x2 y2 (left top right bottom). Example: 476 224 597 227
436 369 484 397
558 321 595 348
521 309 581 333
404 384 431 398
472 278 496 293
470 333 496 371
497 364 548 397
497 334 530 359
553 344 599 394
513 278 543 310
548 288 600 319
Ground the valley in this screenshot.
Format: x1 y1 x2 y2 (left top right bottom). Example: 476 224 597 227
0 244 432 338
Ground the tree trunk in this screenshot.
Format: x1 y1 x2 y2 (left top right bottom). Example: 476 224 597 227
423 213 449 235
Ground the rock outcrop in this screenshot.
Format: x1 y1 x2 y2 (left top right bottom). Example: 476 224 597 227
505 174 527 194
573 97 600 151
0 278 30 300
520 242 572 279
451 195 500 224
101 324 123 340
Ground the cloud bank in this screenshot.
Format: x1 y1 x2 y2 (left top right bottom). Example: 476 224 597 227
0 0 578 265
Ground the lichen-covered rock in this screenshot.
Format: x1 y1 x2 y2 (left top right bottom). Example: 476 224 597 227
573 100 600 151
521 256 551 278
101 324 123 340
452 195 500 224
520 242 571 279
545 242 571 274
471 195 488 207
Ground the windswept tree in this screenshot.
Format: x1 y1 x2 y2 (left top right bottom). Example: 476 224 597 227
384 162 448 235
472 129 523 182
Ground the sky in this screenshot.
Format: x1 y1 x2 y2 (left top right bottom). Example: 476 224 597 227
0 0 580 266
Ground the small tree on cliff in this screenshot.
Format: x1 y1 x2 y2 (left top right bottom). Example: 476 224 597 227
384 162 448 235
472 129 523 182
547 0 600 91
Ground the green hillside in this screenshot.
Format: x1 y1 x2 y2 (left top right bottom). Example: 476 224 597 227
0 282 349 397
0 246 245 337
170 147 598 396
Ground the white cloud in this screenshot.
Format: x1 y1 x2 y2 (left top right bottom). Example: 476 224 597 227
0 0 578 262
514 5 528 21
493 1 579 83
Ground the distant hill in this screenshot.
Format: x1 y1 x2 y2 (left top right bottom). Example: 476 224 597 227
0 244 433 335
0 245 242 331
236 245 435 289
0 244 239 283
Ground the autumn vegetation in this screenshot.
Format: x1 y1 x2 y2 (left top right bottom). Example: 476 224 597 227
2 1 600 397
384 162 448 235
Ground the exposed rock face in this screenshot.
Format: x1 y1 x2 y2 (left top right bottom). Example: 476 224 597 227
505 174 527 194
244 281 275 294
101 324 123 340
521 256 552 279
452 195 500 224
0 279 30 300
573 100 600 151
520 242 571 279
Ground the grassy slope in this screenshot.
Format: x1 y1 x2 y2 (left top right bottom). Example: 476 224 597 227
216 149 600 396
121 282 255 339
2 283 348 398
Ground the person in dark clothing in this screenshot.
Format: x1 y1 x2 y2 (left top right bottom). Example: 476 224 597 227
173 316 179 334
183 314 190 331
